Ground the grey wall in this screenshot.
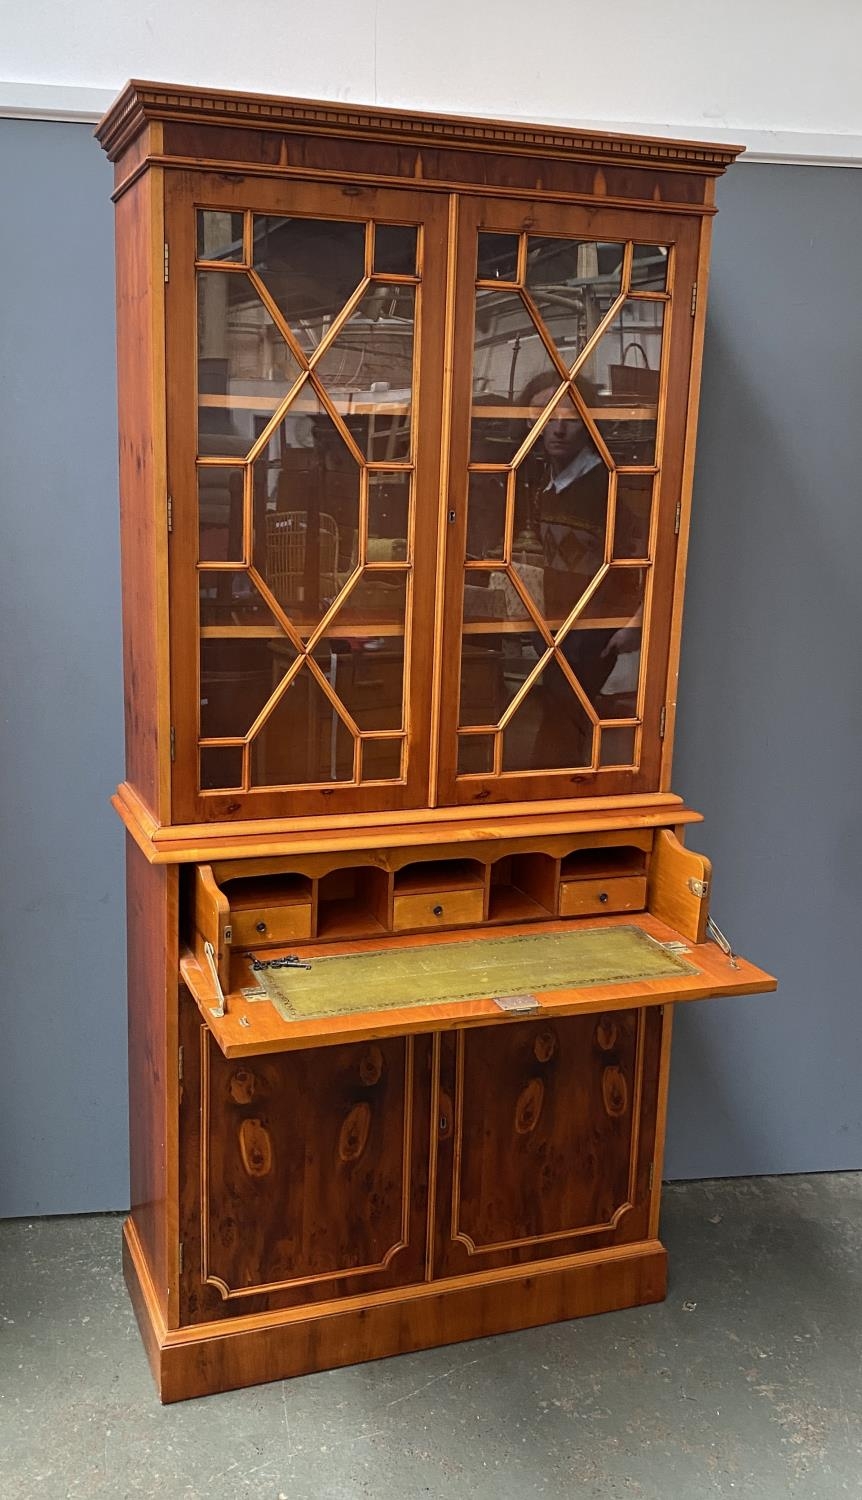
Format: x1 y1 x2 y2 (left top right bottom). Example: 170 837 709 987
0 125 858 1216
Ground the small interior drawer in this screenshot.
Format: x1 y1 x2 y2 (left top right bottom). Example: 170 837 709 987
393 886 484 933
559 875 647 918
231 902 313 947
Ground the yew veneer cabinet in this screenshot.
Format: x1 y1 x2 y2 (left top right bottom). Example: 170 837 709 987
97 81 775 1403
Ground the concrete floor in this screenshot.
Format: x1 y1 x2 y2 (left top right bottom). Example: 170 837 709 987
0 1175 860 1500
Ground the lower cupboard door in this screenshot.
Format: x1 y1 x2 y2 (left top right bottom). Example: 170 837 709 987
432 1008 664 1278
178 991 433 1323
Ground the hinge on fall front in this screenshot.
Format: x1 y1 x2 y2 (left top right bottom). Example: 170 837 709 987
164 241 169 282
178 1044 184 1082
674 499 682 535
170 725 176 761
648 1163 655 1190
690 281 697 316
166 493 173 533
178 1242 184 1274
659 705 667 739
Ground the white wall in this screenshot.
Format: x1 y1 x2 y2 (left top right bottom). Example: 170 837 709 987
2 0 861 163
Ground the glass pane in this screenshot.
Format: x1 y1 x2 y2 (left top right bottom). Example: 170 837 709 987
459 629 546 727
197 211 244 263
250 670 354 785
513 390 610 624
361 737 404 780
502 656 594 770
374 224 417 275
368 471 410 560
198 467 245 562
197 271 302 457
525 238 624 370
614 475 653 560
631 245 668 291
316 283 414 461
312 635 404 732
333 569 408 626
466 471 507 561
251 384 360 628
600 726 637 766
581 300 664 465
565 568 646 716
471 290 562 462
199 568 285 629
477 232 519 282
200 637 295 738
458 733 495 775
463 570 534 625
252 214 365 356
200 746 244 790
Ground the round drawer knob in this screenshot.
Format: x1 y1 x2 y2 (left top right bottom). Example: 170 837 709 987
256 920 267 934
432 904 444 918
598 892 609 904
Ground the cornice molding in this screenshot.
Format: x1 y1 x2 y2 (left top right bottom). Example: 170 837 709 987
94 79 744 172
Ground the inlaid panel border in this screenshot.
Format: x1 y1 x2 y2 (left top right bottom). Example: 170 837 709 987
199 1029 416 1299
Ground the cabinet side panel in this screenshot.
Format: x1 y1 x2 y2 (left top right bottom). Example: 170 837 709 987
115 170 169 820
126 834 179 1325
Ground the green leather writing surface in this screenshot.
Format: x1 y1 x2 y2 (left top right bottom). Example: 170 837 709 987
250 924 696 1022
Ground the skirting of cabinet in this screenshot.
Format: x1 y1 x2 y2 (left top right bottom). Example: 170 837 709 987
123 1216 667 1404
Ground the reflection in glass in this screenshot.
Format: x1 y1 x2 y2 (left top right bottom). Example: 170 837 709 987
614 475 653 559
458 733 495 775
502 656 594 770
525 238 624 370
466 471 507 561
250 670 354 785
477 232 519 282
200 746 244 790
197 211 244 263
579 300 664 465
251 385 360 626
198 467 245 562
199 637 294 739
512 390 609 622
599 726 637 766
631 244 668 291
361 737 404 780
471 290 562 462
316 284 414 460
199 569 285 629
569 567 646 715
458 630 546 727
462 569 534 625
311 635 404 732
252 214 365 355
368 471 410 559
333 569 408 626
197 271 301 455
374 224 417 275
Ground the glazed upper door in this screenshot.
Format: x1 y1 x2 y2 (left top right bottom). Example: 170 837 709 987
436 197 701 807
165 173 448 823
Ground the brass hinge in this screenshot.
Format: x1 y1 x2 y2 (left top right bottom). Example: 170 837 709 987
648 1163 655 1190
178 1044 184 1082
178 1242 184 1274
170 725 176 761
166 493 173 533
674 498 682 535
164 242 169 283
659 705 667 739
690 281 697 316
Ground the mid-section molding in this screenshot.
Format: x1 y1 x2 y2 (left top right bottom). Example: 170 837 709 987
112 779 703 865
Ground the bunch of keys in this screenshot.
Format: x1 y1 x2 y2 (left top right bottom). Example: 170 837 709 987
248 953 312 972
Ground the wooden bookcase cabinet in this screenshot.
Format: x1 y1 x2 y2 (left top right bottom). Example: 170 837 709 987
99 83 774 1402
